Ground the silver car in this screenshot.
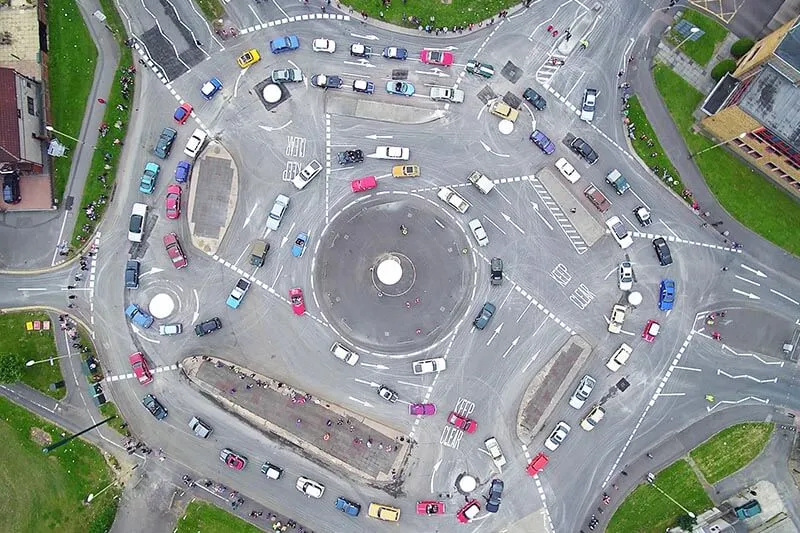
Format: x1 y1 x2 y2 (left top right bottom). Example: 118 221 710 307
266 194 290 231
544 421 571 451
271 67 303 83
568 375 596 409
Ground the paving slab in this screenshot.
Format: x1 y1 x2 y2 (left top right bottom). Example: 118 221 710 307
187 143 237 255
535 167 606 247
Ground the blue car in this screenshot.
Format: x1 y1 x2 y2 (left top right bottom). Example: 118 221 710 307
139 162 160 194
658 279 675 311
335 497 361 517
291 232 308 257
201 77 222 99
270 35 300 54
386 80 415 96
382 46 407 60
174 160 191 183
125 303 154 328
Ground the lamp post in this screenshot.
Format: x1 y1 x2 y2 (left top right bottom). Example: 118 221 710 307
648 472 696 518
688 132 747 159
45 125 82 144
86 479 117 503
674 27 700 52
26 354 71 367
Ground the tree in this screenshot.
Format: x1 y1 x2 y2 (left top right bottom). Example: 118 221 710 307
675 513 698 531
730 38 755 58
0 353 24 383
711 59 737 81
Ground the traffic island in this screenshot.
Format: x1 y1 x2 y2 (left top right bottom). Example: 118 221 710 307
182 356 412 493
186 142 238 255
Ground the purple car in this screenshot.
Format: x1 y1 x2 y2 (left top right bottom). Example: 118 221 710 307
409 403 436 416
530 129 555 155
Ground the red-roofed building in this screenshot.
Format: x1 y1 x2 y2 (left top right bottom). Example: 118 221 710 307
0 67 45 172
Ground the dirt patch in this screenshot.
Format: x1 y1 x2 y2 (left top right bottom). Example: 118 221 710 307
30 427 53 446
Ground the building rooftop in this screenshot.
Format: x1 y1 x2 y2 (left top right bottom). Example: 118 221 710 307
774 19 800 73
701 73 740 115
0 67 20 164
738 65 800 150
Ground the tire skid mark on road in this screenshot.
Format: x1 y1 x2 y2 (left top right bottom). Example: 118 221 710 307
520 442 556 533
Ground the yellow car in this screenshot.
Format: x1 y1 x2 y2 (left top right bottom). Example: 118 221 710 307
237 49 261 68
368 503 400 522
489 100 519 122
392 164 420 178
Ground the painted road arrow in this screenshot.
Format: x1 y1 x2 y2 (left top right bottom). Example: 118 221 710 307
348 397 374 407
740 264 767 278
502 336 520 359
365 134 393 140
349 33 379 40
360 362 390 370
140 267 164 278
732 288 760 300
530 202 554 230
501 213 526 235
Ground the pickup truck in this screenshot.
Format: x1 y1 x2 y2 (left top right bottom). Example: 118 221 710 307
429 86 465 103
605 169 630 195
468 171 494 194
226 278 251 309
584 184 611 212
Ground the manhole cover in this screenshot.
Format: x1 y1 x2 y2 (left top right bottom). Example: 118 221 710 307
501 61 522 83
391 69 408 80
502 91 521 108
476 86 496 105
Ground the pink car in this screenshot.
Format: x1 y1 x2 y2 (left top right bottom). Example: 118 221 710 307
351 175 377 192
642 319 660 343
165 184 181 219
163 232 187 269
409 403 436 416
420 49 454 66
289 287 305 316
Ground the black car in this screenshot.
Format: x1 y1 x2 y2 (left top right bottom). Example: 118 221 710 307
490 257 503 286
142 394 168 420
310 74 343 89
2 171 21 204
522 87 546 110
486 479 504 513
337 150 364 165
125 260 140 289
570 137 598 165
195 317 222 336
653 237 673 266
154 127 177 159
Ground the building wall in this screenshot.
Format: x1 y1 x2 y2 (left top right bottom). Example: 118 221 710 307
734 16 798 78
15 72 43 169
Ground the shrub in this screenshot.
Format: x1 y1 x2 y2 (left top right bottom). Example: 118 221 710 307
730 38 754 58
711 59 737 81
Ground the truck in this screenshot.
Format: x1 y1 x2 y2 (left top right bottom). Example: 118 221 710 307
468 170 495 194
226 278 252 309
584 183 611 212
429 86 465 103
605 169 630 195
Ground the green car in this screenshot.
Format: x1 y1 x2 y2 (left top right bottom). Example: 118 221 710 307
139 162 160 194
466 59 495 78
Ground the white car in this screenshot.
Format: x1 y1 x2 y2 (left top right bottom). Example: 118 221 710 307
605 216 634 249
312 38 336 53
568 374 596 409
374 146 410 160
544 421 571 451
437 187 470 214
606 343 633 372
184 128 208 158
158 323 182 336
580 88 597 122
580 405 606 431
555 157 581 183
468 218 489 246
330 341 359 366
484 437 507 469
412 357 446 375
266 194 290 231
128 202 147 242
608 304 627 334
618 261 633 291
295 476 325 498
292 159 323 190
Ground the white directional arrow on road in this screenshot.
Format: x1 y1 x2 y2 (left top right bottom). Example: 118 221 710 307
281 234 290 248
443 46 458 51
740 264 767 278
348 397 374 408
259 121 293 132
479 140 510 158
487 323 502 345
365 134 393 140
502 336 520 359
349 33 379 40
354 378 380 387
732 288 760 300
415 70 450 78
500 213 526 235
530 202 554 230
343 60 376 68
243 203 258 228
360 362 390 370
140 267 164 278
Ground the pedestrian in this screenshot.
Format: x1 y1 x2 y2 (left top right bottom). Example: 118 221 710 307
68 295 77 300
67 304 75 309
721 266 728 271
617 70 624 77
75 275 81 281
621 470 628 476
97 98 106 104
570 208 577 213
67 285 76 289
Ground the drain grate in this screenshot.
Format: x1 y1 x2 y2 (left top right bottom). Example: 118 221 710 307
476 86 496 105
391 69 409 80
501 61 523 83
502 91 521 108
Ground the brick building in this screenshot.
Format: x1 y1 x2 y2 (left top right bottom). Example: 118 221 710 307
700 16 800 199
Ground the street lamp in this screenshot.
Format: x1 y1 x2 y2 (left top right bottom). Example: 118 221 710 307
45 125 82 144
674 27 700 52
648 473 696 518
688 132 747 159
86 480 117 503
26 354 71 367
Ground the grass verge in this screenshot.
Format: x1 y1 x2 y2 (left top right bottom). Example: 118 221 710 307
0 396 120 533
341 0 519 29
653 64 800 256
98 402 128 437
196 0 225 21
607 459 713 533
626 95 684 196
0 312 65 400
70 0 132 252
176 501 262 533
690 423 773 483
666 9 728 66
46 1 98 203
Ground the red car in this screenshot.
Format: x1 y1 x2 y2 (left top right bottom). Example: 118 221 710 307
163 232 187 269
165 184 182 219
174 102 193 124
219 448 247 470
457 500 480 523
416 501 445 515
128 352 153 385
448 411 477 433
409 403 436 416
642 319 660 343
351 175 377 192
420 49 454 66
526 452 549 476
289 287 305 315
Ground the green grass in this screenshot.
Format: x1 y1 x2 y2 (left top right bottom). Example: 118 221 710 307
0 312 66 400
690 423 773 483
607 460 713 533
653 64 800 256
0 396 120 533
176 501 262 533
46 1 99 203
98 402 128 437
70 0 132 252
196 0 225 21
667 9 729 66
626 95 685 197
341 0 519 29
